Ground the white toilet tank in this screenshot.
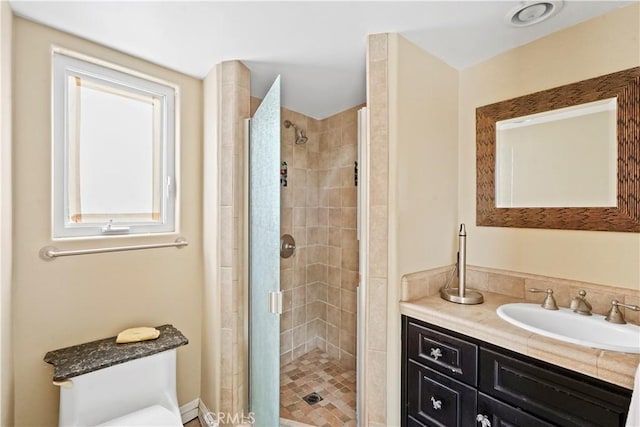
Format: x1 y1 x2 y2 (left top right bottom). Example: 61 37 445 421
58 349 182 427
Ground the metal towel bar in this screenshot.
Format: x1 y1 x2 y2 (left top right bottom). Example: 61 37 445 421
39 237 188 260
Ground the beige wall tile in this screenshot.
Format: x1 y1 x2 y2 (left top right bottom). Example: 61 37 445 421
368 33 388 62
328 266 341 287
293 306 306 328
341 270 358 291
341 310 356 335
488 273 525 298
327 305 340 327
368 278 388 352
341 290 357 313
366 349 388 423
369 206 388 278
280 330 292 354
340 331 356 355
624 294 640 325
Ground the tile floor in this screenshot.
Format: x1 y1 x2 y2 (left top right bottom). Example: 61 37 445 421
280 349 356 427
183 349 356 427
184 417 201 427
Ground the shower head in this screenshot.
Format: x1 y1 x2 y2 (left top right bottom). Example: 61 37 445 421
295 129 308 145
283 120 308 144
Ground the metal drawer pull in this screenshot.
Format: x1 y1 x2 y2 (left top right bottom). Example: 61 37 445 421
430 347 442 360
476 414 491 427
430 396 442 410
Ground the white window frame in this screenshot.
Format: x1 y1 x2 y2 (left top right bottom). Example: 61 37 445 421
52 47 179 240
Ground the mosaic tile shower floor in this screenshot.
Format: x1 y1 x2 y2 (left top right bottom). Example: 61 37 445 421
280 349 357 427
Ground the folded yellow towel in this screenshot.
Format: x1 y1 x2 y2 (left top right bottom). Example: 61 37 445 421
116 327 160 344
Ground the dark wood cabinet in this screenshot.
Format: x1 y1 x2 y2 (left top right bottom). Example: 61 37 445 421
407 360 477 426
402 316 632 427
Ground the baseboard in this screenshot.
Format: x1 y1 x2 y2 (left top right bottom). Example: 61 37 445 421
180 398 200 424
198 400 215 427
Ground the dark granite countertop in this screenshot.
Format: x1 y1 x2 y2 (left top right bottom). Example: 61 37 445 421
44 324 188 381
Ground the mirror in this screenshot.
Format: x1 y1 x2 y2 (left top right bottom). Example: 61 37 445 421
476 67 639 232
495 98 617 208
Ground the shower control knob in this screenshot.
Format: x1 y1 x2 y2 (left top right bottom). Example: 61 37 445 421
280 234 296 258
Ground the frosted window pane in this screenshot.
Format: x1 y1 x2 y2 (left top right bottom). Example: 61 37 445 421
69 81 159 223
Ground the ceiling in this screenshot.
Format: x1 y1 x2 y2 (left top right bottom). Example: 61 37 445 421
9 1 635 119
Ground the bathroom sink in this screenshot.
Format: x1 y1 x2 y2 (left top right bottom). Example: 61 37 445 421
496 303 640 354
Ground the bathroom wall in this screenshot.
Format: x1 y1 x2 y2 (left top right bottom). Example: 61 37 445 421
386 33 460 426
276 102 360 369
0 3 13 425
361 31 461 425
317 107 360 369
278 105 319 365
12 18 203 427
367 4 640 426
458 3 640 290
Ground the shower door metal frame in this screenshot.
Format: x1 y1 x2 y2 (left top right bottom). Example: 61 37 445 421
356 107 369 427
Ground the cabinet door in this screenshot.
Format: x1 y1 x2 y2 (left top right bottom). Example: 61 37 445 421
407 360 477 427
477 392 556 427
479 348 631 427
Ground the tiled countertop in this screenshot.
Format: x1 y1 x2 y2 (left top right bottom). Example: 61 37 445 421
400 292 640 390
44 324 188 382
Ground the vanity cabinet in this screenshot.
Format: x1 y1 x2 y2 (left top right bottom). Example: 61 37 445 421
402 316 632 427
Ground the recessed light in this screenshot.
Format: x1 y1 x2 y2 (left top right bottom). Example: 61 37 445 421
505 1 564 27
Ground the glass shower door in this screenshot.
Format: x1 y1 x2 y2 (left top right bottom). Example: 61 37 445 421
249 76 281 426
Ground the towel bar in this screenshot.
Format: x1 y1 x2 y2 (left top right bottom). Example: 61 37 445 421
39 237 188 260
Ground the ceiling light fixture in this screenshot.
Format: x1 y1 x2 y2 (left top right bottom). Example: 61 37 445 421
505 1 564 27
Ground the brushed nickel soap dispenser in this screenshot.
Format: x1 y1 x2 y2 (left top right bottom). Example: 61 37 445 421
440 224 484 305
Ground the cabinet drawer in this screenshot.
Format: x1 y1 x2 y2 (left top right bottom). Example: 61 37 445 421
407 319 477 386
407 360 477 427
477 392 555 427
479 347 631 427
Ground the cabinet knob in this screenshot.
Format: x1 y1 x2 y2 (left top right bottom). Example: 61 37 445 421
429 347 442 360
430 396 442 410
476 414 491 427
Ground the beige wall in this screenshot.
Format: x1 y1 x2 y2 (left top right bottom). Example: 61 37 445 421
12 18 203 426
0 2 13 426
459 4 640 290
379 5 640 424
387 33 460 426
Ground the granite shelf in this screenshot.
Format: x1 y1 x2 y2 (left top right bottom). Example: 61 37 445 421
44 324 188 382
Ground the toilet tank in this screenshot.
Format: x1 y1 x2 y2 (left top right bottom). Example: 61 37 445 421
58 349 181 426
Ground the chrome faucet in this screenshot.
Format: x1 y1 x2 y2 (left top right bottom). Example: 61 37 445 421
605 299 640 324
570 289 592 316
528 288 559 310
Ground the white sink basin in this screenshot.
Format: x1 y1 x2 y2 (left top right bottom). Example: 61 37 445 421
497 303 640 354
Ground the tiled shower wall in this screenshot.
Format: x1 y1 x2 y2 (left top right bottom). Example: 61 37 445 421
318 108 359 369
258 97 360 370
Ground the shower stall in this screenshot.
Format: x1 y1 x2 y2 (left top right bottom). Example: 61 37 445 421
277 106 361 426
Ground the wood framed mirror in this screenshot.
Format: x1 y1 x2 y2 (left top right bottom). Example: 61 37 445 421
476 67 639 232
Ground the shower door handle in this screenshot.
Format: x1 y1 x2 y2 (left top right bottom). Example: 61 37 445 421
268 291 283 315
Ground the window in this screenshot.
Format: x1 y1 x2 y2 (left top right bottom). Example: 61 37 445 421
52 49 178 239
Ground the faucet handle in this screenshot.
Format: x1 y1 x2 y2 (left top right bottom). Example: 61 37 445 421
605 299 640 324
528 288 559 310
570 289 592 316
